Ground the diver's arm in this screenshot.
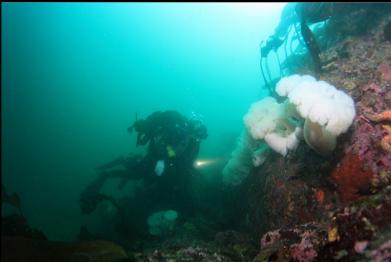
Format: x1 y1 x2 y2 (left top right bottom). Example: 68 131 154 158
80 172 108 199
81 169 131 197
95 156 125 171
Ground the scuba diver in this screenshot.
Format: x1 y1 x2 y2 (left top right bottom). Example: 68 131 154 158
79 110 208 239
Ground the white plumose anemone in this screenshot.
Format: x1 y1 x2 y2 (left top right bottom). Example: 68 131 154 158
264 127 302 157
277 74 356 156
244 97 302 157
244 97 285 140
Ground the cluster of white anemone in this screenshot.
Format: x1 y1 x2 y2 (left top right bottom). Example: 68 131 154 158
222 74 356 186
244 74 356 157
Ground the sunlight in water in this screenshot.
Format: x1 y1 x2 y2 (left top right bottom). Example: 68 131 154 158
225 2 287 15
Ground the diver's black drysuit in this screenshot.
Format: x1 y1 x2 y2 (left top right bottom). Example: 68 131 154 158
79 110 207 241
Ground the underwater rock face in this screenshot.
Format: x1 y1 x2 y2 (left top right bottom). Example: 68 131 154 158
250 12 391 262
256 187 391 261
1 237 129 262
255 223 324 262
2 214 47 240
147 209 178 236
142 245 233 262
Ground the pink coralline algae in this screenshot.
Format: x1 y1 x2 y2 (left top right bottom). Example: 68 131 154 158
290 231 318 262
258 224 323 262
260 230 281 249
369 240 391 262
350 118 390 174
354 240 369 254
349 79 391 175
365 83 383 92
